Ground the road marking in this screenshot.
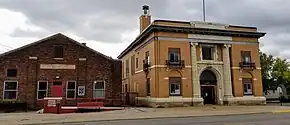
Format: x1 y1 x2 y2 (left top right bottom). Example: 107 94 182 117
272 110 290 113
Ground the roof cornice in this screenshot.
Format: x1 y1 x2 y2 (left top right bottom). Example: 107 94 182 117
117 25 266 59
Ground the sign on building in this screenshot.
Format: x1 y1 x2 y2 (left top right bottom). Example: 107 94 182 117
78 86 85 96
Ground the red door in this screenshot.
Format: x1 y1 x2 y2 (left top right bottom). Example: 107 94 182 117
52 81 63 97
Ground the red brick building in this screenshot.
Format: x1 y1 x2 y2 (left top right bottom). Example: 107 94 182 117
0 33 122 109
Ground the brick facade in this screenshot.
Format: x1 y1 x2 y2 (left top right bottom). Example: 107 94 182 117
0 33 122 109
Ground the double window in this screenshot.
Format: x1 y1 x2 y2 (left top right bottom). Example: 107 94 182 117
3 81 18 99
93 81 105 98
37 81 48 99
169 77 181 96
243 78 253 95
66 81 76 99
241 51 251 63
168 48 180 63
201 45 215 60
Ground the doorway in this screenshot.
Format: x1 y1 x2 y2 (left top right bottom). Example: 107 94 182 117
200 69 217 105
52 81 63 97
201 85 216 104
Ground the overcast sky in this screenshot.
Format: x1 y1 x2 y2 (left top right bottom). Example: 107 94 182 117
0 0 289 59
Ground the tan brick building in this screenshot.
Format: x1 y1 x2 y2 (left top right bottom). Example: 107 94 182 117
117 5 266 107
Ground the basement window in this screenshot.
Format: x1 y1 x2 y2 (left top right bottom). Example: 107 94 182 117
7 69 17 77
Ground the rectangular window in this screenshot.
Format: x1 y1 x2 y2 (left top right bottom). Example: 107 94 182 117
122 62 124 78
241 51 251 62
168 48 180 63
93 81 105 98
243 78 253 95
136 58 139 69
66 81 76 99
37 81 48 99
54 45 64 58
202 45 215 60
3 81 18 99
7 69 17 77
131 55 135 75
125 59 129 77
147 78 150 96
169 77 181 96
145 51 150 63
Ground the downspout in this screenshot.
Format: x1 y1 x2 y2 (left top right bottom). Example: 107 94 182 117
76 45 79 102
34 58 38 107
190 42 193 106
25 59 29 111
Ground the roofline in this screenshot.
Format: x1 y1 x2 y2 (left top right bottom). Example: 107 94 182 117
153 19 258 29
117 24 266 59
0 33 116 61
153 19 190 24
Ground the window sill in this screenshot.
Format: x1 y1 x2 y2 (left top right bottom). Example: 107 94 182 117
243 94 253 96
53 58 64 60
169 94 181 96
66 98 76 100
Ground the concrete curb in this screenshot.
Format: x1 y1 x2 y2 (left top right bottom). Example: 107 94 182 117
25 112 273 125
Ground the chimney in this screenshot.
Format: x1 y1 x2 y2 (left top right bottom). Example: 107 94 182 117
139 5 151 33
82 43 86 46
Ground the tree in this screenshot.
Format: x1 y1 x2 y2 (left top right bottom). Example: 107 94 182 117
260 50 290 92
259 51 275 90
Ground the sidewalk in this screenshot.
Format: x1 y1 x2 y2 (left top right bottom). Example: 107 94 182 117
1 105 290 125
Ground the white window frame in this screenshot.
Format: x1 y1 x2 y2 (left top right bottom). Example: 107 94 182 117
169 80 181 96
3 80 18 100
37 80 48 100
93 80 105 98
243 78 253 95
200 44 217 61
66 81 76 99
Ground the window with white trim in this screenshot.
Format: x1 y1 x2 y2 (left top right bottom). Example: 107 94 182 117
3 81 18 99
37 81 48 99
243 78 253 95
169 77 181 96
66 81 76 99
93 81 105 98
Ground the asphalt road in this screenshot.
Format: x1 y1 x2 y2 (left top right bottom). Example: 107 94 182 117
49 113 290 125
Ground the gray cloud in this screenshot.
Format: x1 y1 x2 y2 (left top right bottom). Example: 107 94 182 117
0 0 290 58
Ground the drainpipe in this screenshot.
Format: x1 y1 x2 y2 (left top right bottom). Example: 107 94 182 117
189 42 194 106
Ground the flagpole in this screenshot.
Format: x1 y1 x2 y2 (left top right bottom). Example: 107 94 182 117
203 0 206 22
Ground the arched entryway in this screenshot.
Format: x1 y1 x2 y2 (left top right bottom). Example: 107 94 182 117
200 69 217 104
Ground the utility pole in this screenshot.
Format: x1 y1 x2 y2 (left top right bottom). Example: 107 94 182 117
203 0 206 22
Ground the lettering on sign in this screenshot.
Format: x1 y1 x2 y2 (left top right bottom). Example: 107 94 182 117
78 86 85 96
47 100 56 107
40 64 76 69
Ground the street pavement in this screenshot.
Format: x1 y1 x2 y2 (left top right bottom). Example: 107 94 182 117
49 113 290 125
2 105 290 125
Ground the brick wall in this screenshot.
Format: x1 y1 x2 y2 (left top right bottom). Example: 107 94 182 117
0 34 122 109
